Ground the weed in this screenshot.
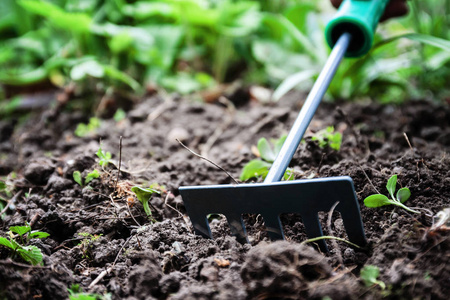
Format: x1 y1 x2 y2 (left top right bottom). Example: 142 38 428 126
360 265 386 290
68 284 108 300
0 180 8 217
311 126 342 151
240 135 293 181
73 170 100 187
77 233 102 259
96 146 112 168
75 117 101 137
364 175 419 214
113 109 126 122
73 171 83 186
131 186 160 221
0 223 49 265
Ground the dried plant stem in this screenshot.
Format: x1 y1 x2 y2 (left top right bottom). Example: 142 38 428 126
301 236 362 249
327 201 344 268
358 164 380 194
176 139 239 185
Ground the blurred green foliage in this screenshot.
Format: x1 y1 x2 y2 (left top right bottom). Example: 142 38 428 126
0 0 449 106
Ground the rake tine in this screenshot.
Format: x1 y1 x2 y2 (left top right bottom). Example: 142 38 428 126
301 213 327 252
225 214 248 244
261 214 284 241
337 206 367 247
189 212 213 239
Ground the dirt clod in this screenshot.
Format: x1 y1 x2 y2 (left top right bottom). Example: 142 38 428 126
241 241 332 298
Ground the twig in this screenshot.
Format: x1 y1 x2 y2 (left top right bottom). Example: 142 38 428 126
88 266 113 289
176 139 239 185
0 191 22 217
113 235 134 266
127 201 141 227
114 136 123 191
88 233 136 290
300 236 363 249
29 213 41 228
358 164 380 194
327 201 344 268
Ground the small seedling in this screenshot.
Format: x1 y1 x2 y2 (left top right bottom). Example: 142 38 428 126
96 146 112 167
73 170 100 186
311 126 342 151
360 265 386 290
0 223 49 265
75 117 101 137
364 175 419 214
78 233 102 259
113 108 126 122
240 135 293 181
68 284 107 300
131 186 160 221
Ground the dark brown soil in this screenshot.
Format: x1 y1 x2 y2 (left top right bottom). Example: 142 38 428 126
0 91 449 299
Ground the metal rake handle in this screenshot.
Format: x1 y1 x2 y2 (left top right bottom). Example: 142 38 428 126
264 33 351 183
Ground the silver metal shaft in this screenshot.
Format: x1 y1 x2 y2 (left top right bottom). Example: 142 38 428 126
264 33 351 183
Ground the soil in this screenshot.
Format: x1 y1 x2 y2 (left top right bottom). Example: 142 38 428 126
0 90 449 300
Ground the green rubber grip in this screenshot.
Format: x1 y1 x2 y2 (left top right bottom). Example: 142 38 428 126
325 0 389 58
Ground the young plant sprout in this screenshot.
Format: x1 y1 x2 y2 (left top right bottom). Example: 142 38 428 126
131 186 160 221
0 223 49 265
240 135 293 181
75 117 101 137
96 146 112 167
364 175 419 214
311 126 342 151
360 265 386 290
73 170 100 186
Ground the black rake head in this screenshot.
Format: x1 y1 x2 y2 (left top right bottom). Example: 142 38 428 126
179 176 367 252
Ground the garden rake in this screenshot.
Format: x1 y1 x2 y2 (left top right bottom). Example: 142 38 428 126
179 0 390 251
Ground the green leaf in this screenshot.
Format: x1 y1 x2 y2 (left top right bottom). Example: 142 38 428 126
131 186 159 217
360 265 385 290
103 65 141 91
363 194 393 208
0 180 6 191
396 187 411 204
375 33 450 53
29 231 50 239
113 109 126 122
85 170 100 184
160 72 214 95
283 168 295 181
10 225 31 236
273 135 287 155
96 147 112 168
71 60 104 81
272 69 317 101
17 245 43 265
386 175 397 200
0 237 15 250
75 117 101 137
18 0 92 34
73 171 83 186
257 138 276 162
239 160 272 181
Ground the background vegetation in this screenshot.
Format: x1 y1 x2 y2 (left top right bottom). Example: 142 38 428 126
0 0 449 115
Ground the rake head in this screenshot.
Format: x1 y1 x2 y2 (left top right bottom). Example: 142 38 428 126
179 176 367 252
